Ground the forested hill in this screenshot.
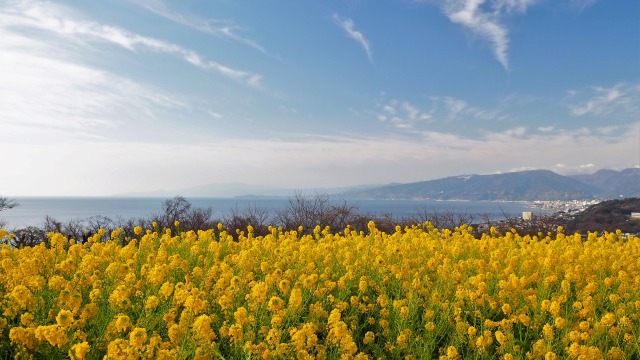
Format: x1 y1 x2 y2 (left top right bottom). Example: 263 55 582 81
565 198 640 234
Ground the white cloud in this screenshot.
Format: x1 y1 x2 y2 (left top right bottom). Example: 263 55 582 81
499 126 526 137
439 0 536 70
507 166 538 172
332 14 373 63
552 163 595 174
442 0 508 69
132 0 270 55
1 0 262 88
568 83 640 117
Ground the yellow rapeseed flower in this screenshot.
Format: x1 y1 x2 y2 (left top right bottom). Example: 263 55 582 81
501 303 512 315
289 288 303 309
56 309 74 327
68 342 90 360
145 295 160 310
114 314 131 333
0 222 638 358
129 327 147 349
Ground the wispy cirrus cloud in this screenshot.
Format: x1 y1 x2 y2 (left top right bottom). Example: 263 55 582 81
376 96 505 130
132 0 269 56
377 100 432 129
568 83 640 117
438 0 536 70
0 0 230 144
567 0 599 11
434 0 603 69
332 14 373 63
1 0 262 88
0 27 192 143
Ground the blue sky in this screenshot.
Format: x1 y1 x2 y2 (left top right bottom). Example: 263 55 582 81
1 0 638 196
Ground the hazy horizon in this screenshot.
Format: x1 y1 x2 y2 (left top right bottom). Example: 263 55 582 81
1 0 638 196
5 166 639 199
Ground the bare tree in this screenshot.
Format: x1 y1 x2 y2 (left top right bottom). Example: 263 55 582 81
144 196 219 233
0 195 18 229
83 215 115 242
0 196 17 212
42 215 63 234
61 218 86 242
148 196 193 230
86 215 115 235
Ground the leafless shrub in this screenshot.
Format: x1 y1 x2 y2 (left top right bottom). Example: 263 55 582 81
275 192 360 233
11 226 46 248
113 216 145 241
223 204 272 237
40 216 92 243
181 206 217 232
412 205 477 230
145 196 218 233
86 215 115 234
62 218 87 243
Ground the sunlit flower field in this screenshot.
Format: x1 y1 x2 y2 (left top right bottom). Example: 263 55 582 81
0 222 638 359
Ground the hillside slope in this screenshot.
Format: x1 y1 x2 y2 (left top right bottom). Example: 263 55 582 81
565 198 640 233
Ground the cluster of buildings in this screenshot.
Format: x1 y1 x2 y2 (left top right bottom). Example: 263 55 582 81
527 200 601 214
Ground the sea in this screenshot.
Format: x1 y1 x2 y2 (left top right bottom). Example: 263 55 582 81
0 197 550 229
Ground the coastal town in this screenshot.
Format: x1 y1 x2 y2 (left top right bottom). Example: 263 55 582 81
528 199 602 214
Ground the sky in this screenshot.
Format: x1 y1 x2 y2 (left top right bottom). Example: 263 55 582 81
1 0 639 196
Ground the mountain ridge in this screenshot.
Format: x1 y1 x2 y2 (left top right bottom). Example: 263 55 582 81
569 168 640 198
338 168 640 201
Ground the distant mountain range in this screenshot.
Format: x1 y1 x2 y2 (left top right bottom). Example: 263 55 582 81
569 168 640 198
120 168 640 201
121 183 292 198
119 182 382 198
337 168 640 201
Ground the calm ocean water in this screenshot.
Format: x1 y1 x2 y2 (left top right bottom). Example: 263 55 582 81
0 197 547 229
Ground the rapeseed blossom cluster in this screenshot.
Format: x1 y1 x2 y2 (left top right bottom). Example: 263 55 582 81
0 224 638 359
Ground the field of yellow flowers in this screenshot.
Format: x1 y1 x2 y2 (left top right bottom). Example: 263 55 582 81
0 222 638 359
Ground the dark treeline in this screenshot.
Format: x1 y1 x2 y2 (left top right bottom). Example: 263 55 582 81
1 193 566 248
